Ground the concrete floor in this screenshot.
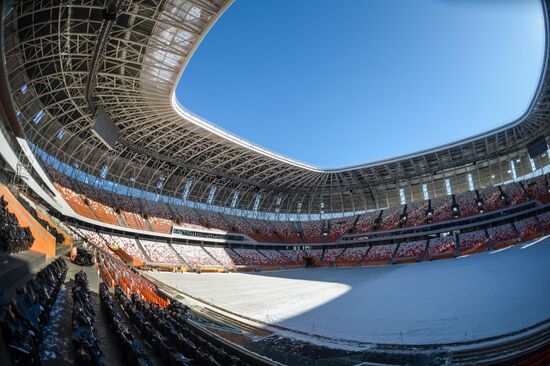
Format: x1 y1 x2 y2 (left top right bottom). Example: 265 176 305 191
150 236 550 345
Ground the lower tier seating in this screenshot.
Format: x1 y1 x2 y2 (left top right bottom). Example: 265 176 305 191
428 236 456 258
72 271 105 365
99 283 153 365
364 244 397 263
395 240 426 260
1 258 67 365
459 230 489 254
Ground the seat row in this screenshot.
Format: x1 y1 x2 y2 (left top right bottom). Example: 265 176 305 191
79 213 549 271
48 162 550 243
0 258 67 365
72 271 105 365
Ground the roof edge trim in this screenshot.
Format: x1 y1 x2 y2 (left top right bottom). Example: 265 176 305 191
170 0 548 174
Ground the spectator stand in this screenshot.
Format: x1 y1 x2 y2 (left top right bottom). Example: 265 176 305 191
276 249 305 268
203 246 236 271
456 190 480 218
479 186 506 213
537 211 550 233
0 195 35 254
363 244 397 265
98 251 168 307
354 211 379 234
337 246 369 266
171 243 225 272
140 239 184 269
300 220 323 243
302 248 323 267
226 248 275 271
524 175 550 203
380 206 403 230
488 223 519 250
99 232 147 267
515 217 543 242
430 196 454 223
458 230 489 256
257 249 289 269
0 184 55 256
322 248 345 266
501 182 528 206
405 202 429 228
326 215 357 242
394 240 427 263
427 235 457 260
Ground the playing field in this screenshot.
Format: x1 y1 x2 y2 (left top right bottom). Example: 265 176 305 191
150 237 550 345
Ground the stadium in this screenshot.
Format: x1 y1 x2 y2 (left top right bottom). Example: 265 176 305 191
0 0 549 365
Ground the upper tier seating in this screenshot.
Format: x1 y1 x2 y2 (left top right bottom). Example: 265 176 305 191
250 218 281 242
501 182 528 206
380 207 402 230
406 202 428 227
524 176 550 202
479 186 505 212
54 183 96 220
326 215 357 242
47 165 549 247
86 196 120 225
354 211 378 233
301 221 323 243
431 196 453 223
457 191 479 218
148 216 173 234
199 211 232 232
271 220 301 243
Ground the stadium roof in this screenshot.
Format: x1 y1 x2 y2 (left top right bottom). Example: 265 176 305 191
3 0 550 217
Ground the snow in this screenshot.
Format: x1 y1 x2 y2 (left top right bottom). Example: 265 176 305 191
150 237 550 345
40 286 70 362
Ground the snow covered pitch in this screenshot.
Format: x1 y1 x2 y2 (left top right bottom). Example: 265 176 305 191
150 237 550 345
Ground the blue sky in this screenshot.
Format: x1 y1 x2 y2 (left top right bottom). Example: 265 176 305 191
176 0 545 169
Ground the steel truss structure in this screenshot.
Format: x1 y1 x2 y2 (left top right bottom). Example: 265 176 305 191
2 0 550 218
